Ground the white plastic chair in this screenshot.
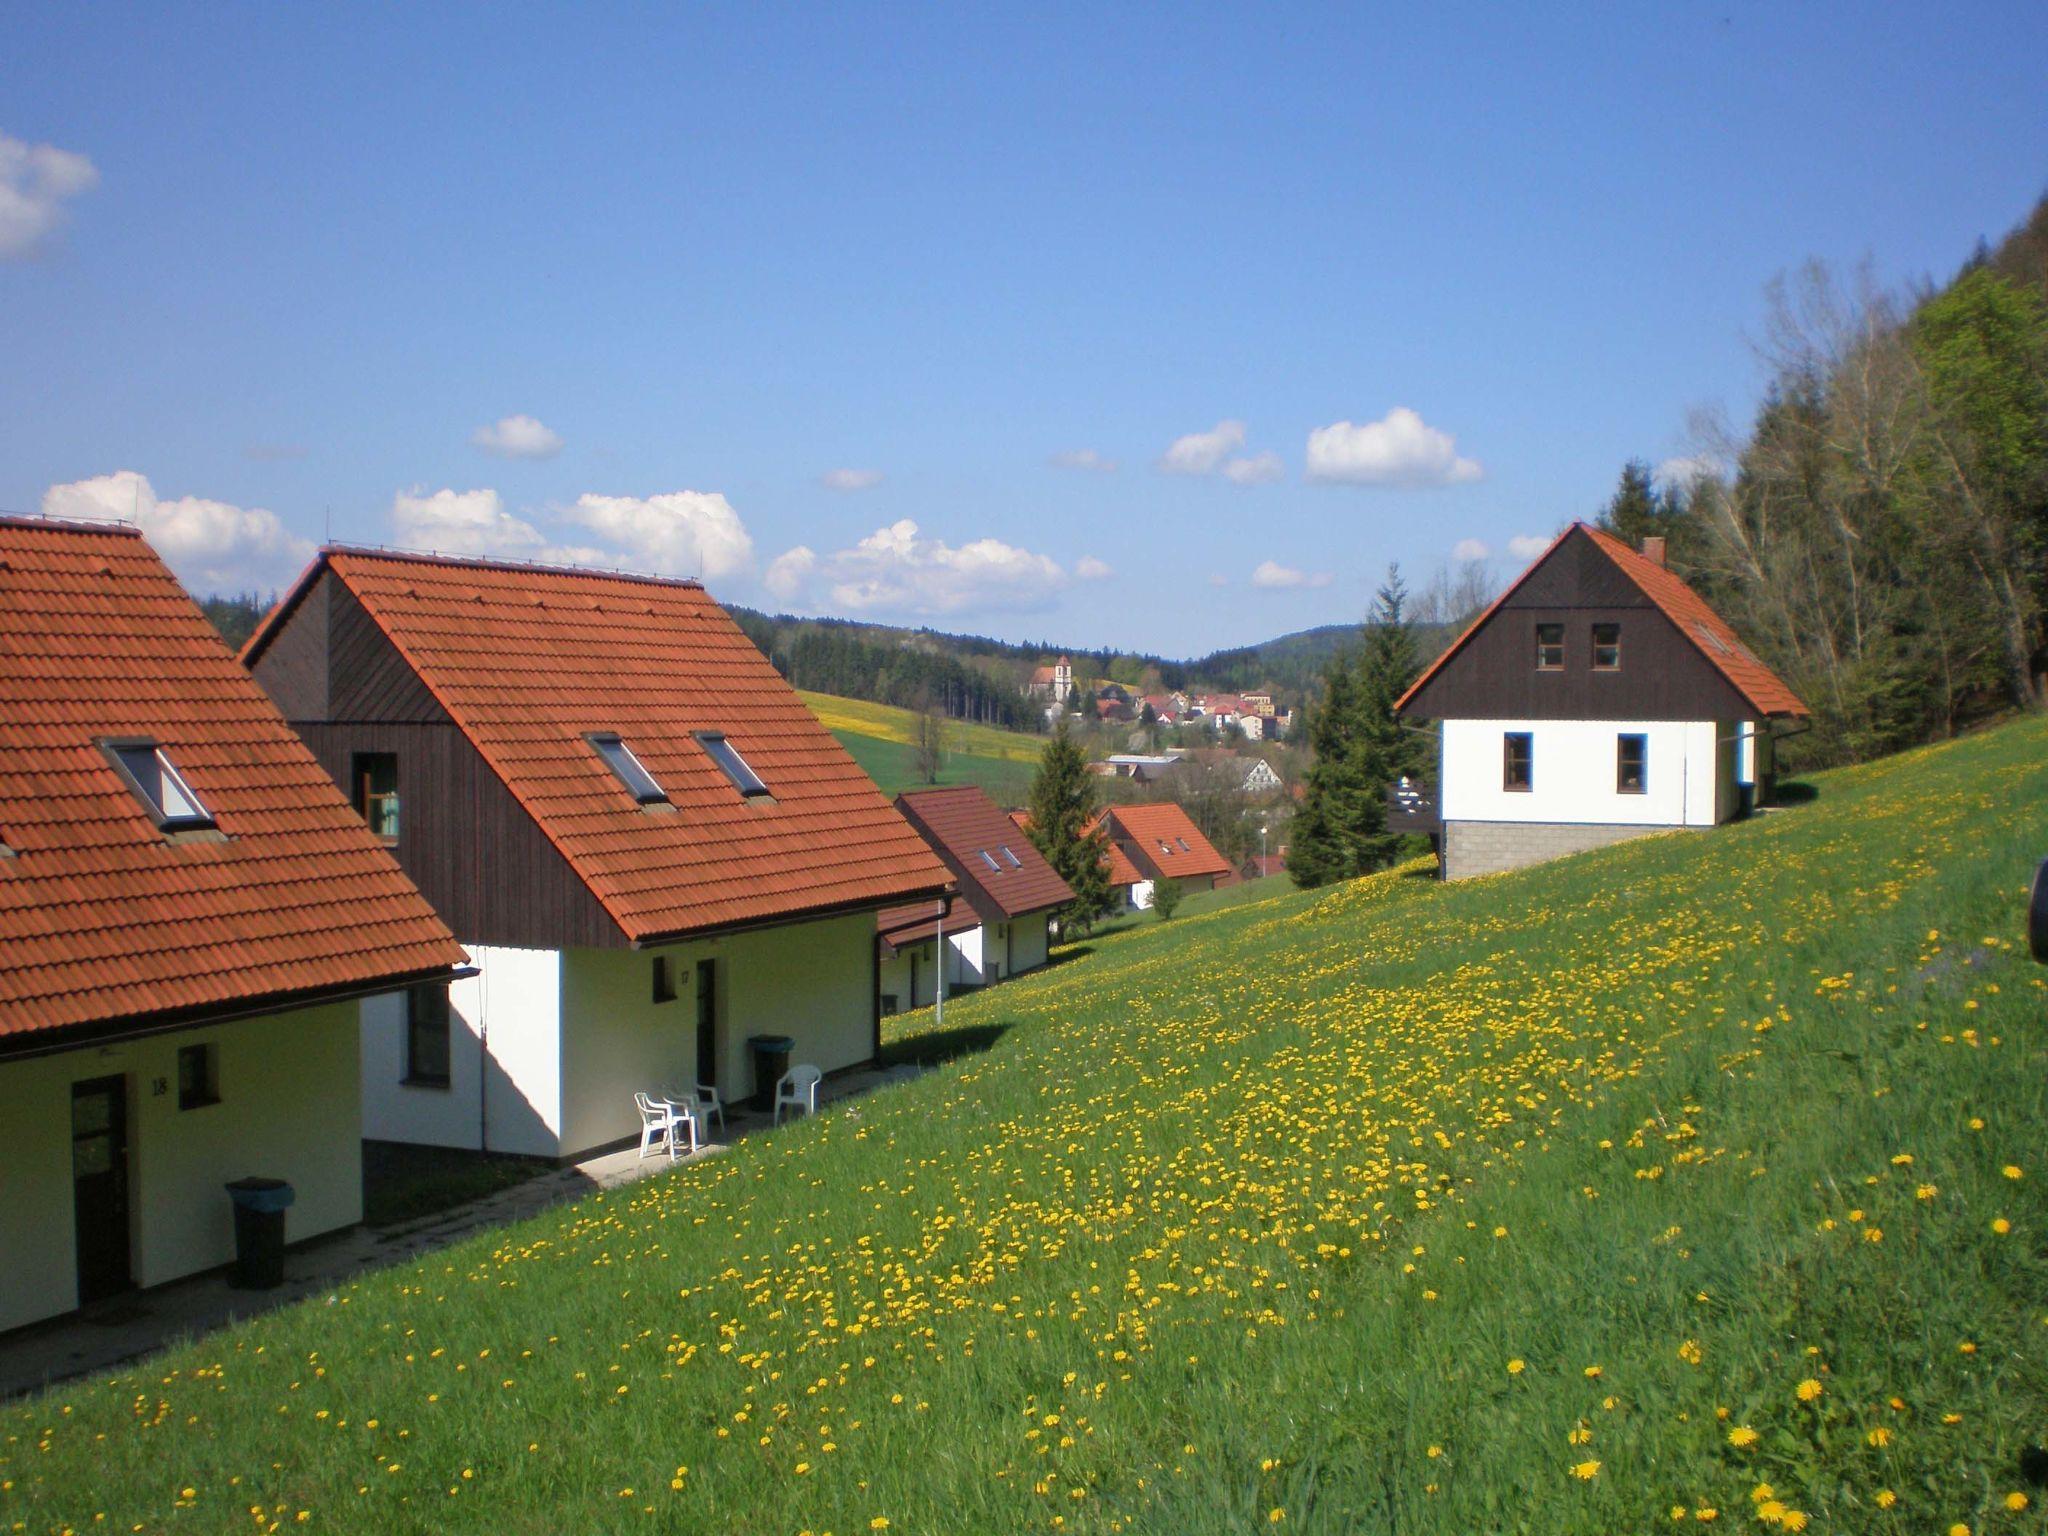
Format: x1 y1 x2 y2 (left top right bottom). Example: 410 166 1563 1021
657 1091 701 1156
633 1092 681 1163
689 1083 725 1136
773 1064 822 1125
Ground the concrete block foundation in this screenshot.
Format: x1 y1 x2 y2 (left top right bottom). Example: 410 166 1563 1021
1443 819 1683 880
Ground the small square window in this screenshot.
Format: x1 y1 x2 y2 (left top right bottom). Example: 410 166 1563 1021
1535 624 1565 671
352 752 400 840
1593 622 1622 671
695 732 770 799
1617 733 1647 794
102 739 215 831
588 733 667 805
1503 732 1534 791
405 985 452 1088
652 955 678 1004
177 1043 220 1110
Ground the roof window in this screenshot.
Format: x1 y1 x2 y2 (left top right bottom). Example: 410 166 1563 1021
1176 837 1191 852
1000 846 1023 869
977 849 1001 873
694 732 770 799
102 740 216 831
587 733 668 805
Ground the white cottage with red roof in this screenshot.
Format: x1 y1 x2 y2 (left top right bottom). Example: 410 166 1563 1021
1395 525 1809 880
0 517 467 1332
242 548 953 1159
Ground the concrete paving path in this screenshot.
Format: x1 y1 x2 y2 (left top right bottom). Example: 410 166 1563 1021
0 1063 912 1400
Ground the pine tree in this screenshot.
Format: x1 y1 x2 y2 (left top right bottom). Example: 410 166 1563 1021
1025 719 1113 930
1351 565 1426 869
1288 654 1370 888
1597 459 1664 545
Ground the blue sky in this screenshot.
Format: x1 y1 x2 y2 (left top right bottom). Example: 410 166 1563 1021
3 4 2044 655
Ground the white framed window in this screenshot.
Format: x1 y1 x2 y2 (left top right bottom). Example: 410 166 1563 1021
100 739 215 831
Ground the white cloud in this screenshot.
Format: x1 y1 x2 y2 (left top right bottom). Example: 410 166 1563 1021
1305 407 1483 487
1655 454 1717 488
769 519 1071 616
1050 449 1117 473
562 490 755 579
1249 559 1333 590
763 545 816 602
470 414 564 460
1451 537 1490 562
1159 419 1247 476
820 467 885 492
393 486 562 559
1223 451 1285 485
1507 533 1553 561
1075 555 1114 581
0 132 98 259
42 470 314 592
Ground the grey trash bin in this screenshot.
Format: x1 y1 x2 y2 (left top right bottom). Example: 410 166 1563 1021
224 1177 294 1289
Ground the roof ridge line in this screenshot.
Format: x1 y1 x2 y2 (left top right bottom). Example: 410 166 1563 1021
324 542 704 589
0 511 146 537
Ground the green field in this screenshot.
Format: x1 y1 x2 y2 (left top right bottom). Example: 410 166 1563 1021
799 689 1046 802
830 729 1039 805
7 718 2048 1534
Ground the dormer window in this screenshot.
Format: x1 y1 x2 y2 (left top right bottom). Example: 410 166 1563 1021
694 732 770 799
587 733 668 805
101 739 215 831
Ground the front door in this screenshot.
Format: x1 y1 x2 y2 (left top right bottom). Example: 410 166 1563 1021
695 960 718 1086
71 1075 132 1304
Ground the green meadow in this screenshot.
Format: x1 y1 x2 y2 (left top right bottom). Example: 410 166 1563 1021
5 717 2046 1535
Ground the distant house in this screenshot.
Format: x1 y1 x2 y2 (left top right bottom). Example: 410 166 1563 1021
1104 752 1185 784
1396 524 1809 880
1184 749 1284 797
1025 655 1075 704
876 787 1073 1012
0 517 466 1333
243 548 952 1157
1085 802 1234 908
1241 850 1289 881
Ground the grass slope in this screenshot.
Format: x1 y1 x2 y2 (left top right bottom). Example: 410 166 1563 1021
8 719 2048 1535
829 731 1038 805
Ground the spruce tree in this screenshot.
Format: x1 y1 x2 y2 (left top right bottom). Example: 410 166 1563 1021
1025 719 1113 930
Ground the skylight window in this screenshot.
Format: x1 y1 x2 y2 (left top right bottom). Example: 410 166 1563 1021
102 740 215 831
586 733 668 805
978 849 1001 873
1176 837 1191 852
1000 846 1023 869
694 732 770 799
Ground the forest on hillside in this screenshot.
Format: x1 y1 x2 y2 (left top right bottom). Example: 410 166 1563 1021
1595 194 2048 769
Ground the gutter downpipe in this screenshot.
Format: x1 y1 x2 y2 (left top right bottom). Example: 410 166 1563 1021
934 899 946 1029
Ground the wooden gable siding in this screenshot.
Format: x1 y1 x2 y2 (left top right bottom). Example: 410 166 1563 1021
248 568 330 719
1401 529 1756 722
328 578 448 723
249 570 625 951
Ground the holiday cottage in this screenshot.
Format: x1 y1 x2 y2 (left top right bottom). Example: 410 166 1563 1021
1395 524 1808 880
1085 802 1234 909
876 787 1072 1011
242 549 952 1159
0 516 466 1333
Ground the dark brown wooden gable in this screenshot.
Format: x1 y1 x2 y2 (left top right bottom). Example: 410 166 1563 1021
246 564 624 950
1401 526 1757 722
246 568 330 719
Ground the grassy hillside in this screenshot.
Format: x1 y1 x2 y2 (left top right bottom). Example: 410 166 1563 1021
803 688 1045 801
7 718 2048 1534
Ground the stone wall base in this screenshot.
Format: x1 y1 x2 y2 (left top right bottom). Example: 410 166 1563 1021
1443 819 1686 880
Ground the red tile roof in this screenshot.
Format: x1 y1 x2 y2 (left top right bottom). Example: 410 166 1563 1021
0 517 466 1040
894 786 1073 921
875 895 979 957
246 548 952 944
1083 803 1229 886
1396 522 1808 719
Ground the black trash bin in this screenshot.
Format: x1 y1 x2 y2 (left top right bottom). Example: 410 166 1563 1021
746 1034 796 1112
224 1177 295 1289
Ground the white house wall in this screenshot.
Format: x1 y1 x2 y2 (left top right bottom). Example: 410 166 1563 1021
557 910 877 1158
359 944 564 1157
1008 913 1051 973
0 1000 362 1334
1439 718 1734 829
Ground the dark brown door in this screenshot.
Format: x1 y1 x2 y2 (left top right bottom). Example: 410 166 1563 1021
695 960 718 1086
71 1076 132 1304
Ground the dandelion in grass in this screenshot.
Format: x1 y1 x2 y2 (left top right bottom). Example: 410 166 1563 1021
1728 1425 1758 1448
1570 1460 1600 1480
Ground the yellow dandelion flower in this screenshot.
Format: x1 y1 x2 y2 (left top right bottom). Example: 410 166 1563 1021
2005 1492 2030 1512
1571 1459 1600 1481
1677 1339 1703 1365
1583 1365 1603 1379
1727 1426 1758 1448
1874 1488 1896 1508
1866 1426 1890 1447
1993 1217 2012 1234
2003 1165 2023 1180
1507 1358 1526 1375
